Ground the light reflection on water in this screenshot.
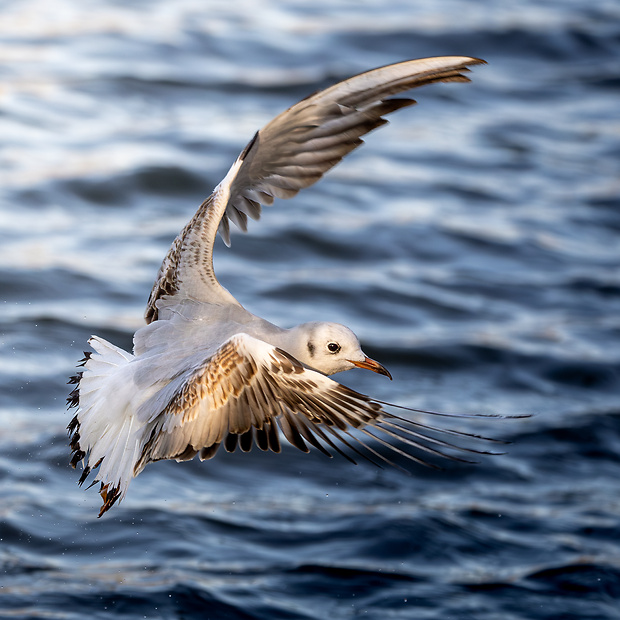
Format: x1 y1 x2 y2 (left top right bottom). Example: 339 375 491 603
1 0 620 618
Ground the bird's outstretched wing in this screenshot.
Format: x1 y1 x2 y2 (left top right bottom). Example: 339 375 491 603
145 56 485 322
76 332 501 516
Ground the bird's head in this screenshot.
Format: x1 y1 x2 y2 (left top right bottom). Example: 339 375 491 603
290 322 392 378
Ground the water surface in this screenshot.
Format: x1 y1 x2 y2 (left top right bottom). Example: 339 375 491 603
1 1 620 618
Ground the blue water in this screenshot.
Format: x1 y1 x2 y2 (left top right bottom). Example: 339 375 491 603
1 1 620 618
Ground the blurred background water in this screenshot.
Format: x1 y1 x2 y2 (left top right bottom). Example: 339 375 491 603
1 0 620 618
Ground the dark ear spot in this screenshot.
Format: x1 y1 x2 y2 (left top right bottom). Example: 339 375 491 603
307 341 315 357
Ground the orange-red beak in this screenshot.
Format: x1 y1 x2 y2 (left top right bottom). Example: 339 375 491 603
349 356 392 380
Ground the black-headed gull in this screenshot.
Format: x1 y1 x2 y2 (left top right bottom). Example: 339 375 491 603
68 57 497 517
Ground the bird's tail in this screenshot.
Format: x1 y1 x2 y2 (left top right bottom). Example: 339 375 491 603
68 335 146 516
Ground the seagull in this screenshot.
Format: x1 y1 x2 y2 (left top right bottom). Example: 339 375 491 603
68 56 495 517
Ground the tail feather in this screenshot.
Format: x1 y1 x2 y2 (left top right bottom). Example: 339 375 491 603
68 336 146 516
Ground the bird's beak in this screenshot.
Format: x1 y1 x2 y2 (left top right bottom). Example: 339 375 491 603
349 356 392 380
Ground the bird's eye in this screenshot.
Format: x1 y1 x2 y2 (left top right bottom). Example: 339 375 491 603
327 342 341 353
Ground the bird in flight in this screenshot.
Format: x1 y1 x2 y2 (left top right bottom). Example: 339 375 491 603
68 56 502 517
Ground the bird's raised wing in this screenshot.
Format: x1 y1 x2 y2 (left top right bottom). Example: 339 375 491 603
146 56 485 322
86 332 502 515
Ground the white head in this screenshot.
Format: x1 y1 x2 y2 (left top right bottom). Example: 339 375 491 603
287 322 392 378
